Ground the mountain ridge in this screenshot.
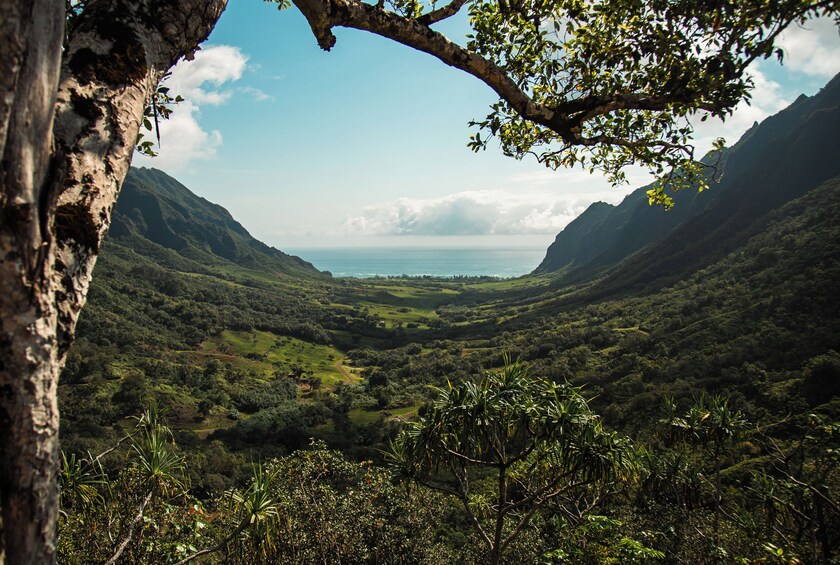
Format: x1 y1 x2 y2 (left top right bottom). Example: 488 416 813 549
109 167 326 279
534 71 840 290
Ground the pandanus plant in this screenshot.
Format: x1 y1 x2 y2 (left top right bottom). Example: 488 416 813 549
663 394 747 544
390 357 635 565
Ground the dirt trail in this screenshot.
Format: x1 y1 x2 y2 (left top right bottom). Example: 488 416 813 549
334 356 354 381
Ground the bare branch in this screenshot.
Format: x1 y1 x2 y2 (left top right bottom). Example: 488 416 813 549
416 0 469 25
104 491 153 565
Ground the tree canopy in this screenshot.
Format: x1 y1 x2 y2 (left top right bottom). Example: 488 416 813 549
285 0 840 205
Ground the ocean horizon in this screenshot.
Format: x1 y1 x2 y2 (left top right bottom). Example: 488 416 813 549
286 247 547 278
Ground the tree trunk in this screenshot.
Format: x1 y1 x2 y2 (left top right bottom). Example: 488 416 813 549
491 464 507 565
713 443 721 545
0 0 226 562
0 0 65 562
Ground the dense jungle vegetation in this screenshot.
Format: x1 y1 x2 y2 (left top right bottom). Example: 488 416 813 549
57 80 840 562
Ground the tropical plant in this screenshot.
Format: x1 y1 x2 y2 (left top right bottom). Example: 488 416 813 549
175 463 280 564
748 414 840 562
59 451 106 516
663 394 748 547
58 407 199 565
390 358 635 564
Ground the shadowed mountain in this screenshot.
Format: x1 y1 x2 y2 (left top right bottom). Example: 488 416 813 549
109 167 324 279
535 72 840 296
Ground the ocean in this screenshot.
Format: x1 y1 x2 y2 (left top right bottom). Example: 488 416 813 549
287 247 547 279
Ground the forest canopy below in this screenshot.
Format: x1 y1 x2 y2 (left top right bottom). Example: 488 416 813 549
56 73 840 563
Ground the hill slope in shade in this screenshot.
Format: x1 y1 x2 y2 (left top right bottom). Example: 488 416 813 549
535 71 840 292
109 167 325 279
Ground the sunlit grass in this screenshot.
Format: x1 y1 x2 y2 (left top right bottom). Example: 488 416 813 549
200 330 360 388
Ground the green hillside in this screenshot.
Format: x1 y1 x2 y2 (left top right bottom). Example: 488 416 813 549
111 167 326 279
58 79 840 563
535 72 840 294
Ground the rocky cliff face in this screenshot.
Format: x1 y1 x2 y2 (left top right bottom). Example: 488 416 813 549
535 73 840 294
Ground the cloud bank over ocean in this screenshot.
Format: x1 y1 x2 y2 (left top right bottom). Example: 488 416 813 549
343 190 618 237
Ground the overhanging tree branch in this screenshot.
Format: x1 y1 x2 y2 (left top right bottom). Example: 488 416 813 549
291 0 839 202
292 0 556 125
416 0 470 25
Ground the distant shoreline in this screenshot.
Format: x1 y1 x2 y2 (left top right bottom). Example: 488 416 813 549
286 246 546 279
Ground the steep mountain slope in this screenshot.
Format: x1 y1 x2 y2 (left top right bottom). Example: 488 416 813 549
110 167 324 278
535 72 840 291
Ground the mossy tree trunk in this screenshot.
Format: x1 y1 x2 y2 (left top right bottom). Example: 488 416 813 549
0 1 226 562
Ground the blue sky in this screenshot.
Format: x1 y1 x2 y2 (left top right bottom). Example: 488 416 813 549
133 3 840 249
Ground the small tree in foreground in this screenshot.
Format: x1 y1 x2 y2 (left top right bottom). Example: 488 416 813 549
390 359 635 565
662 394 747 546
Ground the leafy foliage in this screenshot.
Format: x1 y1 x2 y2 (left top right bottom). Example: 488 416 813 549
391 359 634 563
135 74 184 157
58 86 840 560
61 434 457 563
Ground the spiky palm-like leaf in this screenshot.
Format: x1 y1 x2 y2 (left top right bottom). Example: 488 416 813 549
60 451 106 514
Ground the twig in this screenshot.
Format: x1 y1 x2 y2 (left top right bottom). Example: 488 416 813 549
104 491 153 565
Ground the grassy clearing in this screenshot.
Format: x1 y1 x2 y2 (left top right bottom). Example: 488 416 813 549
335 281 460 309
348 408 382 426
361 283 458 307
200 330 360 388
183 414 238 439
386 404 420 420
176 349 269 374
354 302 439 328
348 403 421 426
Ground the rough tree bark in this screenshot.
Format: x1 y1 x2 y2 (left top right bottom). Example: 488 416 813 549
0 1 226 562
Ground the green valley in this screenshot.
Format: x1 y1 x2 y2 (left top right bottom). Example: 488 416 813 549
56 76 840 563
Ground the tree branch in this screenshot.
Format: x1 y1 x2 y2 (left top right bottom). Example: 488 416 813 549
501 504 540 551
292 0 554 125
416 0 469 25
290 0 738 153
443 446 500 467
504 461 585 513
93 429 140 464
446 460 493 549
104 490 153 565
174 518 248 565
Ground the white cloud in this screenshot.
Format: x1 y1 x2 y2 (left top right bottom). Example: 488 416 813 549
133 45 247 170
776 17 840 78
133 101 223 170
239 86 274 102
343 190 616 236
167 45 247 105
